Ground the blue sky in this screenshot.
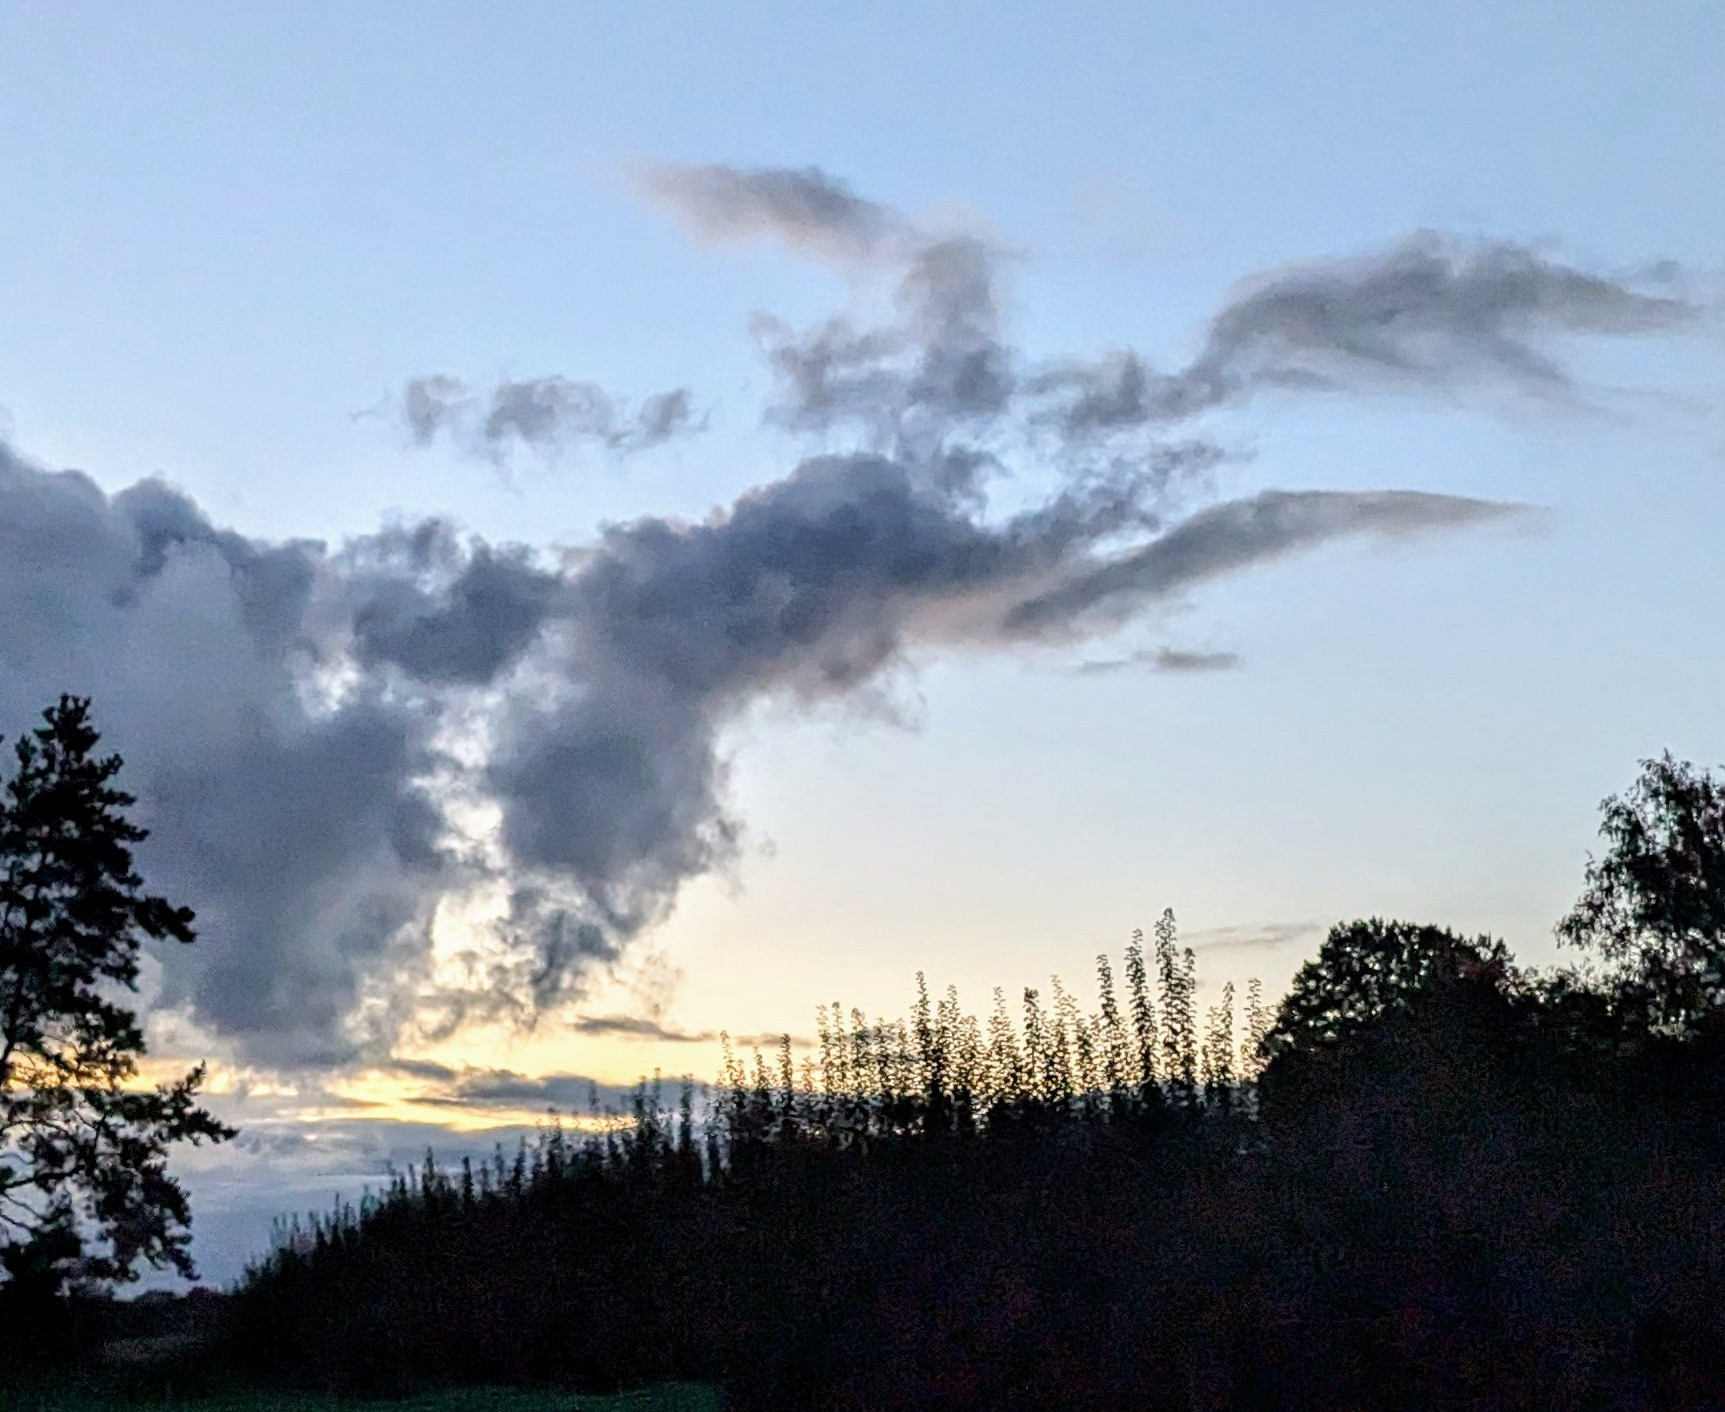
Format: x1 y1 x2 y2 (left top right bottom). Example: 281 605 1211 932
1 2 1722 1284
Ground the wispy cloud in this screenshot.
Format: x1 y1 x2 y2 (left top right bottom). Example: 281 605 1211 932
1078 647 1243 676
648 165 1696 445
400 375 702 460
1186 921 1324 954
1006 488 1526 635
1033 234 1698 429
636 162 907 266
421 1068 637 1113
566 1013 716 1043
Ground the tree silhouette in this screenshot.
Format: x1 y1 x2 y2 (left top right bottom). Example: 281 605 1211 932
1155 910 1197 1108
0 696 233 1300
225 895 1725 1411
1558 753 1725 1037
1261 918 1514 1068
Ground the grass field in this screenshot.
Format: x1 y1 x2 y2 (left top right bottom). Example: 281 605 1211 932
0 1386 722 1412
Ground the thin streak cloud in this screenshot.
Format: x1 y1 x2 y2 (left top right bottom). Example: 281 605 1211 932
1078 648 1244 676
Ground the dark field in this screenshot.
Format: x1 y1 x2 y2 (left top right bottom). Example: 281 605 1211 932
0 1385 720 1412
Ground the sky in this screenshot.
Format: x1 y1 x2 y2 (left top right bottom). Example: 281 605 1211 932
1 1 1722 1286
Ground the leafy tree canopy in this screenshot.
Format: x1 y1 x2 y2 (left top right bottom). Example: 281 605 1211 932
1558 753 1725 1037
1261 917 1514 1067
0 696 233 1296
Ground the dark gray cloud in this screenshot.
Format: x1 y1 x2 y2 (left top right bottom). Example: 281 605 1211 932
634 388 701 446
747 247 1013 446
0 442 1520 1071
0 450 448 1069
1146 647 1242 673
750 233 1015 446
402 375 700 458
401 375 471 444
351 467 1524 1023
1 168 1694 1082
723 1032 815 1052
341 521 564 686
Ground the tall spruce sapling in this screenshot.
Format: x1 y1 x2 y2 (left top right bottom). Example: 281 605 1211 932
0 696 233 1296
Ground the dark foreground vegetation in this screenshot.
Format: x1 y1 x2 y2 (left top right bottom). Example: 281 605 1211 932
222 756 1725 1409
6 692 1725 1409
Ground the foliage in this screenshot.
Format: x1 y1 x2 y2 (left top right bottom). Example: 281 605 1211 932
1559 752 1725 1035
1260 917 1515 1069
228 920 1248 1403
11 744 1714 1410
229 877 1725 1410
0 697 233 1310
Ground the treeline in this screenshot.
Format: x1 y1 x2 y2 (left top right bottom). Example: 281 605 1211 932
230 849 1725 1412
215 754 1725 1408
232 915 1268 1400
13 697 1721 1406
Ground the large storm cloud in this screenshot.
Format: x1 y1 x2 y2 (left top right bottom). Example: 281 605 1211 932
0 164 1692 1073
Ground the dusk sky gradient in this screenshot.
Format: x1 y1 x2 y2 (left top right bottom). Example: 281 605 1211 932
1 1 1722 1285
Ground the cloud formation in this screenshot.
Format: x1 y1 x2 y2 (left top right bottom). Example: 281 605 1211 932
645 161 1015 448
1187 921 1323 955
649 163 1694 450
1078 647 1243 676
1004 488 1522 634
0 451 445 1067
1034 233 1697 430
2 163 1692 1079
401 376 700 458
0 446 1518 1071
637 162 906 266
566 1014 716 1043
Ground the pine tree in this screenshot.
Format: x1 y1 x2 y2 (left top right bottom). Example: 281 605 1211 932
0 697 233 1293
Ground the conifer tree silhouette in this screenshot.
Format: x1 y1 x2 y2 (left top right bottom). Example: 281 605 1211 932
0 697 232 1308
